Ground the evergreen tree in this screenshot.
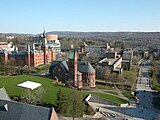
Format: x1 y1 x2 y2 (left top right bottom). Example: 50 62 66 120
56 87 67 114
69 89 84 120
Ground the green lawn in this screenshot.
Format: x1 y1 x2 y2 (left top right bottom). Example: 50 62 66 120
154 84 160 91
0 75 127 105
103 91 118 95
91 92 128 104
36 64 50 71
96 85 114 90
0 75 72 104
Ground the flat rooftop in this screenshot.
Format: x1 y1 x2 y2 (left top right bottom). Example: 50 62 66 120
99 57 119 65
17 81 42 90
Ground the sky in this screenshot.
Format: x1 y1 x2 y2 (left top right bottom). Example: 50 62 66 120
0 0 160 33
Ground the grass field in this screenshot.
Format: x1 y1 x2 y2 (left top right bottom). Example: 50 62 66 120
154 84 160 91
96 84 114 90
103 91 118 95
0 75 127 104
91 92 128 104
0 75 72 104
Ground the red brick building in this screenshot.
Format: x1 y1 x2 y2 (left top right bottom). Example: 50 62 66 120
49 50 96 88
0 35 56 67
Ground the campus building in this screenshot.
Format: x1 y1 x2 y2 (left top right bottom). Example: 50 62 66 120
0 32 56 67
0 87 58 120
122 48 133 70
49 50 96 88
0 42 17 52
34 31 61 53
97 52 123 73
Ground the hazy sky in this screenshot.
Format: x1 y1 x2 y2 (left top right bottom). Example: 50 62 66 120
0 0 160 33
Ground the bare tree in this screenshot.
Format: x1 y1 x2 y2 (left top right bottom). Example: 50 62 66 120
24 87 46 104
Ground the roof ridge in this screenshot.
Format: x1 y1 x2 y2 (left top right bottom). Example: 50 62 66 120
0 99 51 110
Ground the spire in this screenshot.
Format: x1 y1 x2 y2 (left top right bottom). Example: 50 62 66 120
42 29 47 46
44 37 47 46
27 44 30 53
43 29 46 38
32 43 35 51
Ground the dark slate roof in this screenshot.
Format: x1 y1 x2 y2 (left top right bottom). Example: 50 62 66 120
8 52 27 57
49 60 95 74
78 61 95 73
49 61 59 73
49 61 68 74
61 61 69 72
0 99 52 120
0 88 11 101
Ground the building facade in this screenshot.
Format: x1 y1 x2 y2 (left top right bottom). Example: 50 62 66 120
122 48 133 70
0 33 56 67
49 50 96 88
97 53 123 74
34 32 61 53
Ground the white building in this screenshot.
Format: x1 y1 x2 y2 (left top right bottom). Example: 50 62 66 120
34 32 61 53
0 42 17 52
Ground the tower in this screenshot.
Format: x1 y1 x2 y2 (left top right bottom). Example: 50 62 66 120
31 43 35 67
27 44 31 66
42 29 46 38
68 49 78 87
41 30 48 64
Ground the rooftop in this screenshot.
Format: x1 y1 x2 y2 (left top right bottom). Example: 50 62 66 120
99 57 120 65
0 87 11 101
0 99 53 120
17 81 42 90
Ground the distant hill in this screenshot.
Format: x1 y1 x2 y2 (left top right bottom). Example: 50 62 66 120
1 31 160 42
1 31 160 39
1 31 160 48
47 31 160 39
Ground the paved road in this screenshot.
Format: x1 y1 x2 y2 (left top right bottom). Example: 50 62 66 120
88 59 160 120
126 59 160 120
88 102 129 120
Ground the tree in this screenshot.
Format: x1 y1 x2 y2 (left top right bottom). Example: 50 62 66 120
34 87 46 103
102 66 111 80
69 89 84 120
96 66 111 80
85 105 96 115
24 89 36 104
0 57 4 65
56 87 67 114
109 73 117 82
132 55 141 65
117 74 122 82
24 87 46 104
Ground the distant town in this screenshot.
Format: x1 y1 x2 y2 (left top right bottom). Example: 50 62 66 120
0 31 160 120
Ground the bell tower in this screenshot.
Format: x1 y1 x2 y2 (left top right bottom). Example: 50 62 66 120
42 30 48 64
27 44 31 66
68 49 78 87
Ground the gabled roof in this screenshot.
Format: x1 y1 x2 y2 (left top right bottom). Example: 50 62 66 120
49 61 59 73
78 61 95 73
49 61 95 74
0 99 53 120
0 87 11 101
49 61 68 74
61 61 69 72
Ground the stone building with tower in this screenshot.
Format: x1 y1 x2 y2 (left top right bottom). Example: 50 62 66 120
49 50 96 88
34 31 61 53
0 31 56 67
